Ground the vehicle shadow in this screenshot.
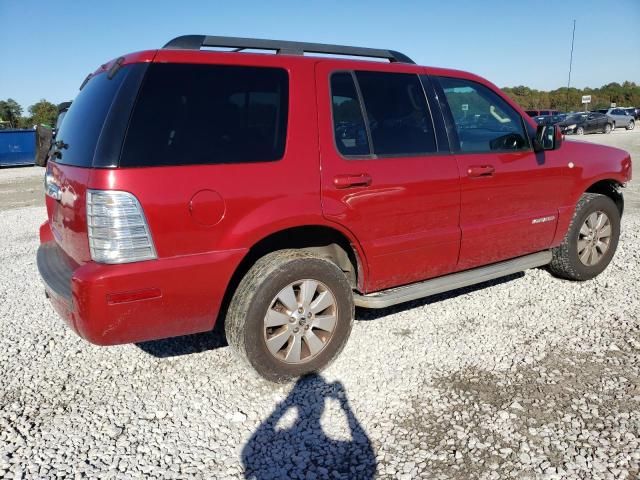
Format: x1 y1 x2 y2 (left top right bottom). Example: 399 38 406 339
135 328 227 358
137 272 526 357
242 374 376 480
356 272 524 321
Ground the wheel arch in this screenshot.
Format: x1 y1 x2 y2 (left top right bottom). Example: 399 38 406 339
585 179 624 215
215 224 366 331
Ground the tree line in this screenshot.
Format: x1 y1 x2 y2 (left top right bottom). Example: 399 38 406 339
1 80 639 129
0 98 58 129
501 81 640 112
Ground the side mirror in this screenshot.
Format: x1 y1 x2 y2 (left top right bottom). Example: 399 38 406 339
533 124 563 152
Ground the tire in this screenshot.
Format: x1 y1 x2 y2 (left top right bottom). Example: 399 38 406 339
225 249 354 382
576 126 584 135
548 193 620 281
627 120 635 131
604 123 612 134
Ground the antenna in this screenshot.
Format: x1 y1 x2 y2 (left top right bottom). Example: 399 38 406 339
566 20 576 111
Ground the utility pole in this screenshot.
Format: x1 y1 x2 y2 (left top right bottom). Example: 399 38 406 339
566 19 576 112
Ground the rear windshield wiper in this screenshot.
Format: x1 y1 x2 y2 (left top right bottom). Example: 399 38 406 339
49 139 68 159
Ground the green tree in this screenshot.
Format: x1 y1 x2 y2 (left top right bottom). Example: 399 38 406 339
502 81 640 112
0 98 23 128
28 99 58 127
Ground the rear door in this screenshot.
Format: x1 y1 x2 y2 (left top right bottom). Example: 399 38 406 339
315 62 461 292
594 113 607 131
434 75 565 271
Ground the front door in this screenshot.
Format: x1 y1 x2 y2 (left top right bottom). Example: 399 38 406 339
434 75 565 271
316 62 461 292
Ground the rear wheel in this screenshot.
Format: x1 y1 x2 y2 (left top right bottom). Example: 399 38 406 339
225 249 354 382
548 193 620 281
604 123 612 134
627 120 635 130
576 126 585 135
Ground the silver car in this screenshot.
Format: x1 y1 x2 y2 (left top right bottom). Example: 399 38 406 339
598 108 636 130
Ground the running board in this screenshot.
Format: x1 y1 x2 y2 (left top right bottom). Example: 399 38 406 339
353 250 552 309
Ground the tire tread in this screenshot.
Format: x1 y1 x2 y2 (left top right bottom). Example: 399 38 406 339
225 249 353 382
548 193 619 281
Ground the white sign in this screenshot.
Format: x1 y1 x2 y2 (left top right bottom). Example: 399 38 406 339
461 104 469 111
611 102 616 108
582 95 591 104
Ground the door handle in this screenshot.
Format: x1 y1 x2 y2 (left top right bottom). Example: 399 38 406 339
333 173 372 189
467 165 495 178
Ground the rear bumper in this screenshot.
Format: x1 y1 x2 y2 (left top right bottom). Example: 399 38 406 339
37 240 246 345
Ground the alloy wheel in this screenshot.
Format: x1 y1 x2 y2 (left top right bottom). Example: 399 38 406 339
577 211 612 266
263 279 338 364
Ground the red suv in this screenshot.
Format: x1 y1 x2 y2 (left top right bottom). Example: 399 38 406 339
38 35 632 381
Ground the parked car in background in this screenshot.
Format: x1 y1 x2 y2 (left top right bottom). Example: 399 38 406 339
597 108 635 130
37 35 632 381
534 113 567 126
526 109 559 117
559 112 613 135
623 107 639 120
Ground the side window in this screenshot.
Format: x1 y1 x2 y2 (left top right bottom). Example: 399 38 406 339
120 64 288 167
330 73 370 156
438 77 530 153
355 72 437 156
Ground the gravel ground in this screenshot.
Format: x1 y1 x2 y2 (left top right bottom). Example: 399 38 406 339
0 131 638 479
0 166 44 212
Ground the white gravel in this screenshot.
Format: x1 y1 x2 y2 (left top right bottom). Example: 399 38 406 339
0 142 639 478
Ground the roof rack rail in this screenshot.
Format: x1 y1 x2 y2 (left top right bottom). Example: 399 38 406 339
163 35 415 64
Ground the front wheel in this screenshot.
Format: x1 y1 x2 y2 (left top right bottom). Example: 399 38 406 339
576 126 585 135
627 120 635 131
604 123 612 134
225 249 354 382
548 193 620 281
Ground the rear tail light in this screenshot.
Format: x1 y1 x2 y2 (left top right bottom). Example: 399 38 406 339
87 190 157 264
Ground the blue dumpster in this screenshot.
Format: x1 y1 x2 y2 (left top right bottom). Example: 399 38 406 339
0 129 36 167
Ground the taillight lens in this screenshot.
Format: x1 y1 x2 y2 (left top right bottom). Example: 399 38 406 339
86 190 157 264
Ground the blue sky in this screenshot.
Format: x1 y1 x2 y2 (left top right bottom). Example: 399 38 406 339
1 0 638 110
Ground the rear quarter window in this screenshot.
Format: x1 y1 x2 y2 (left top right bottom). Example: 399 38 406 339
120 64 289 167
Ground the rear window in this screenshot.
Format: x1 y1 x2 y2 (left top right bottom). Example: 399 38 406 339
54 69 128 167
120 64 289 167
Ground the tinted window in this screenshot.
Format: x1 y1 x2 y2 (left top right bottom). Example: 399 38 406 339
355 72 437 156
567 114 588 123
331 73 370 156
121 64 288 167
438 77 529 153
54 69 129 167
